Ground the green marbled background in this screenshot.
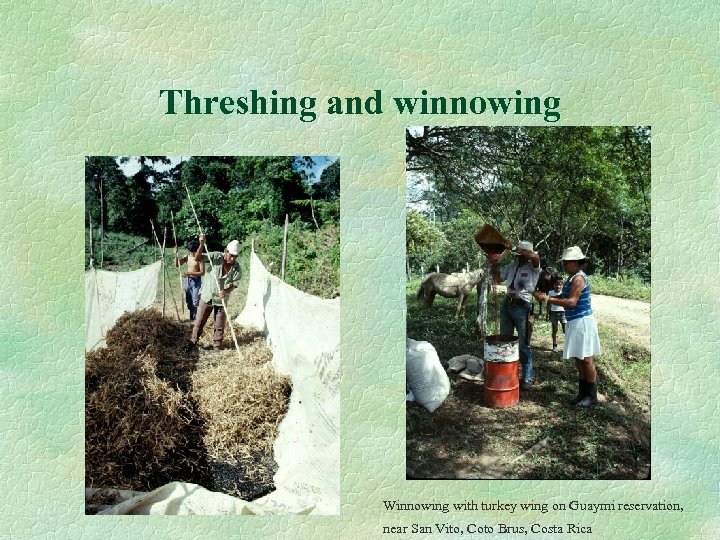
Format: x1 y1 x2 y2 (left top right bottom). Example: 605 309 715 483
1 1 718 538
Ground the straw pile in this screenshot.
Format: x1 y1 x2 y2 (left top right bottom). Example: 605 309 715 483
85 310 208 492
86 309 290 501
192 324 290 498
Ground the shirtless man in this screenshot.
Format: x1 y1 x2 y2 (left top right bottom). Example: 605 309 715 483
174 239 205 321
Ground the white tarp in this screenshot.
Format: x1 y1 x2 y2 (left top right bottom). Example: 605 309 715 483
96 482 307 516
237 250 340 515
84 261 161 351
91 252 340 515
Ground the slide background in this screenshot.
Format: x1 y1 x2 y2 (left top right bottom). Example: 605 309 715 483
1 1 718 538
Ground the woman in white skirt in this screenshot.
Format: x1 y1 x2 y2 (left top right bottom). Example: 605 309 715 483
537 246 601 406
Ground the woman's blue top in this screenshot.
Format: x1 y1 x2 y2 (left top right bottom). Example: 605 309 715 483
562 270 592 321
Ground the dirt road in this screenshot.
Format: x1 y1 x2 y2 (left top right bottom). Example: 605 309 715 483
590 294 650 350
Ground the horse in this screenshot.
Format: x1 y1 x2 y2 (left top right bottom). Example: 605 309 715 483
417 270 485 317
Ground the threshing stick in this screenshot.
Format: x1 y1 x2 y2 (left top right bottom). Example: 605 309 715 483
184 186 242 360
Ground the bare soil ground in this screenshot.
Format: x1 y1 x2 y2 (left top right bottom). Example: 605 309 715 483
590 294 650 349
406 288 651 480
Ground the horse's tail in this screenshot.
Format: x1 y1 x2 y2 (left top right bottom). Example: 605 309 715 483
416 284 425 300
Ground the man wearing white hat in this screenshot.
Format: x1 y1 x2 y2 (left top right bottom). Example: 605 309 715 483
537 246 601 407
493 241 541 390
190 234 243 351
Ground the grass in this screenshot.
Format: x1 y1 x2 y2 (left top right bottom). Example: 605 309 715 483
406 278 651 480
86 230 159 271
589 274 650 302
86 228 337 300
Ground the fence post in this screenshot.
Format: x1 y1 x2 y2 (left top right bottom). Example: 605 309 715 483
281 214 289 281
88 212 94 268
99 177 104 268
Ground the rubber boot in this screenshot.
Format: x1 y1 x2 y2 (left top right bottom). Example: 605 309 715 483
577 382 598 407
572 380 587 404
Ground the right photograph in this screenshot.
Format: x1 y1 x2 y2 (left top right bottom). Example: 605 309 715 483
405 126 651 480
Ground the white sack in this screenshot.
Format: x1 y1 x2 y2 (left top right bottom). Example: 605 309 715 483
84 261 161 351
406 338 450 413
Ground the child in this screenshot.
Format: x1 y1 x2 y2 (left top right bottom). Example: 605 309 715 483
548 278 567 353
174 239 205 321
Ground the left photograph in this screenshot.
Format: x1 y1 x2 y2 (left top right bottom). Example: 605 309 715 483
84 156 340 515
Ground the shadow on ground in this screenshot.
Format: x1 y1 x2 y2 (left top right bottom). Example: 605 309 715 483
406 289 651 480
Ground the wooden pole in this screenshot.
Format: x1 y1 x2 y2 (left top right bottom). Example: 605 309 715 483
162 250 182 322
150 221 163 262
171 211 185 319
185 186 242 360
88 212 94 268
150 222 180 320
161 227 167 317
99 177 104 269
281 214 289 281
477 263 490 342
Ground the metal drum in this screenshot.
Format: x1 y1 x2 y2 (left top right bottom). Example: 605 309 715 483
483 335 519 408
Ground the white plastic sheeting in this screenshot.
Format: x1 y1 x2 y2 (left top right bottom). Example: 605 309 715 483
96 482 307 516
237 250 340 515
84 262 161 351
89 252 340 515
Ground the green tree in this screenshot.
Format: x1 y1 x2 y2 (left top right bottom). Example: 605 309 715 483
151 159 182 218
85 156 125 235
108 162 158 235
231 156 310 226
406 126 651 279
174 184 226 250
406 210 449 277
438 209 487 272
180 156 235 192
315 159 340 200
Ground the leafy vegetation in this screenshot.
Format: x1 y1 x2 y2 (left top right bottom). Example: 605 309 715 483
85 156 339 298
589 274 650 302
406 126 650 283
85 231 158 271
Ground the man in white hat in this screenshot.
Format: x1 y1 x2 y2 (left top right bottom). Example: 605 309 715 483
492 240 541 390
189 234 242 351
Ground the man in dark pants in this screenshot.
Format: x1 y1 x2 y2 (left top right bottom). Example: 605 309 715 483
492 240 541 390
189 234 242 351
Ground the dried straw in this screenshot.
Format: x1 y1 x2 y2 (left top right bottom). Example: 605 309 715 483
85 309 290 501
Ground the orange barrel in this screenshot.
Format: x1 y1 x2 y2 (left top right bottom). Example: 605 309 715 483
483 335 519 408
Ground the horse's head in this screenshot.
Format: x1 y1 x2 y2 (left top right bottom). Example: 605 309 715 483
468 269 485 284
